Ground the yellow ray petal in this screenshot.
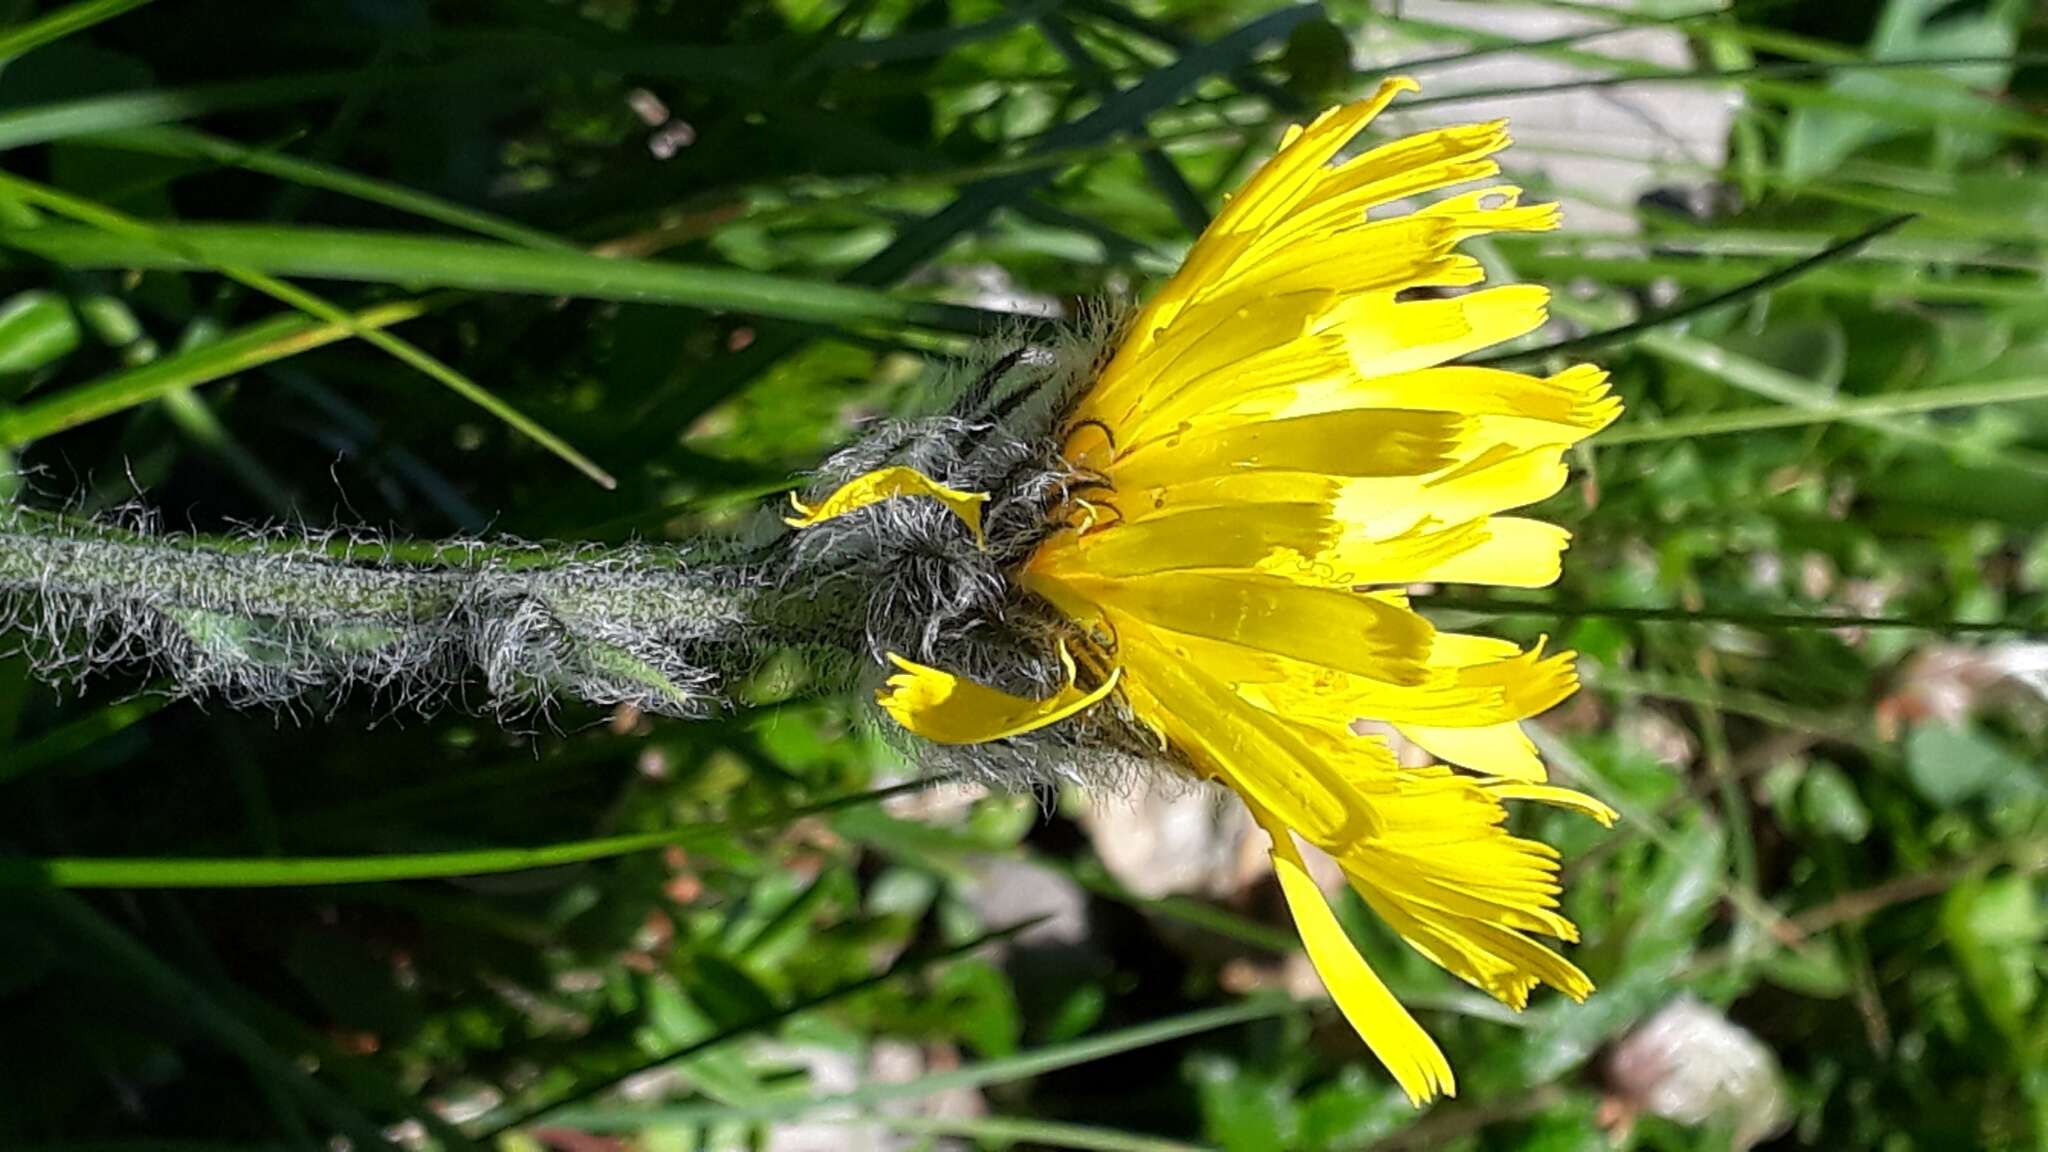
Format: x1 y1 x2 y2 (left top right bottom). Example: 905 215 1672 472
1034 502 1337 580
1341 284 1552 380
1085 78 1418 424
1041 570 1436 687
1323 447 1570 542
1293 120 1511 218
875 642 1119 745
1253 807 1454 1105
1481 779 1618 826
1350 874 1594 1009
1397 721 1547 782
1286 364 1621 431
1140 362 1617 454
1306 517 1571 591
1265 518 1494 588
1083 289 1336 436
786 466 990 545
1203 636 1579 730
1414 186 1560 238
1313 764 1600 1008
1120 473 1343 524
1205 215 1477 305
1235 694 1405 788
1401 516 1570 588
1208 77 1420 245
1120 332 1354 446
1105 616 1390 842
1110 409 1466 492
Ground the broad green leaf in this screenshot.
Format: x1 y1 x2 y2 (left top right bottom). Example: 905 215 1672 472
1905 722 2033 806
0 288 80 381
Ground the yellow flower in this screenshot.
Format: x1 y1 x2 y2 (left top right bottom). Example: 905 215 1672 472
788 77 1620 1104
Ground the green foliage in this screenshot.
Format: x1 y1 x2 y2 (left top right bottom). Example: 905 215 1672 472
0 0 2045 1149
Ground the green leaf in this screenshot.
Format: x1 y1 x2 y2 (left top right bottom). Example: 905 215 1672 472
1191 1052 1301 1152
933 958 1023 1058
680 953 781 1031
1802 761 1873 842
1759 935 1854 1000
1782 0 2028 183
1905 723 2032 807
0 288 81 380
1941 871 2042 1043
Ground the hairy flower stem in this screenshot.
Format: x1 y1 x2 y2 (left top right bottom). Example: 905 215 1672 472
0 504 833 718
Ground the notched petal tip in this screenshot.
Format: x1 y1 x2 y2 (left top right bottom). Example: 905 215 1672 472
1374 74 1423 102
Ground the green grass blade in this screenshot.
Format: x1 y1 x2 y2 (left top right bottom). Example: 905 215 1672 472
1428 597 2044 636
1478 214 1915 366
1398 56 2048 142
6 778 942 888
1038 13 1211 236
1067 0 1304 111
0 298 436 447
1534 287 2048 477
0 0 155 61
541 998 1299 1129
1 697 167 782
1511 226 2041 269
0 173 618 487
860 1115 1214 1152
1506 251 2041 307
0 222 1002 334
7 1144 296 1152
1583 665 1888 756
1633 328 2048 476
0 72 380 151
1596 375 2048 447
632 4 1317 432
854 5 1314 288
1747 72 2048 142
87 125 577 250
0 44 751 152
814 0 1054 66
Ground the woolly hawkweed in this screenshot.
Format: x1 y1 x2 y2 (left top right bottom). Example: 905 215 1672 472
0 306 1163 789
2 80 1623 1102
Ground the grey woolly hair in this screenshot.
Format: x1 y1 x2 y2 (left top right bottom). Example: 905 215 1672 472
0 499 776 724
771 306 1175 794
0 308 1181 792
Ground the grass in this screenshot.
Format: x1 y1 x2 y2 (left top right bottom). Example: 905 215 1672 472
0 0 2044 1149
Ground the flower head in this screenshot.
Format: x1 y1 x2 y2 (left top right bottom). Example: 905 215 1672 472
784 77 1620 1104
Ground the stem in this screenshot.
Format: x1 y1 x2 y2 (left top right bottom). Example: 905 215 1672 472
0 503 787 717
